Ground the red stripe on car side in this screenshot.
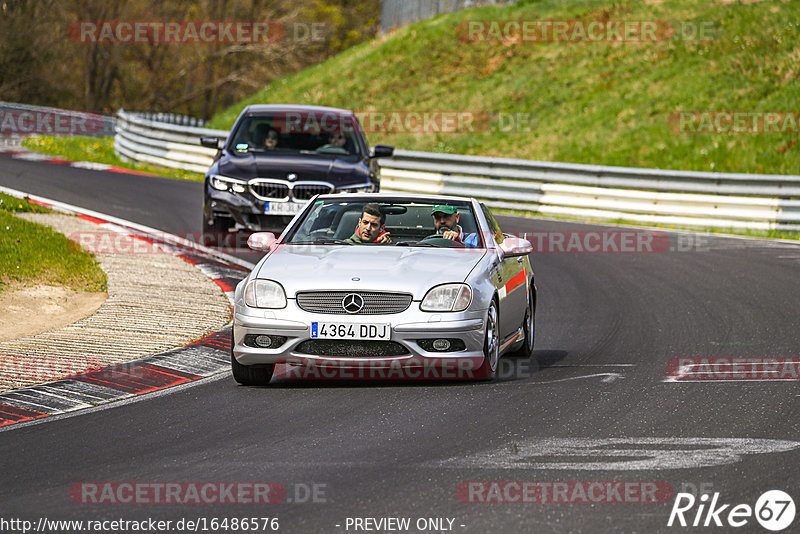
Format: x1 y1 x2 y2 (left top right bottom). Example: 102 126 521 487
505 268 527 295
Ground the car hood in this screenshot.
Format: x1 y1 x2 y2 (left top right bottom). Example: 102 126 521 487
255 246 487 299
218 154 362 183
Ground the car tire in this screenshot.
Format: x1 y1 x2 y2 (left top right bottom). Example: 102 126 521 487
230 329 274 386
231 353 274 386
509 291 535 359
477 300 499 381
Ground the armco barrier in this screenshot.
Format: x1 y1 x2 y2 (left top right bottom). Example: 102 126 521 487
1 101 115 137
115 110 227 173
113 109 800 231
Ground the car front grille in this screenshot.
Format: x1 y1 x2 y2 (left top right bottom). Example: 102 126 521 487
293 184 334 200
248 180 334 201
250 181 289 200
295 340 410 357
296 291 413 315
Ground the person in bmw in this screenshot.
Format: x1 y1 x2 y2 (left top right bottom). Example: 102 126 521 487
431 205 478 247
344 203 392 244
263 127 280 150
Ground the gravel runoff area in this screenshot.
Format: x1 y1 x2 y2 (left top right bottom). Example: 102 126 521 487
0 213 232 392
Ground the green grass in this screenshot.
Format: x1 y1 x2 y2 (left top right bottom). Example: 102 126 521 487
0 193 107 293
21 136 203 182
209 0 799 175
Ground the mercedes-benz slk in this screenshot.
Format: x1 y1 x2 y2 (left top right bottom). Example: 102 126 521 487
231 193 536 385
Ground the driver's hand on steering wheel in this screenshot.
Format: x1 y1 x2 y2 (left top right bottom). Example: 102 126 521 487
441 230 462 243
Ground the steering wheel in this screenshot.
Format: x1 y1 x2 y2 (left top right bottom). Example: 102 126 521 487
420 234 465 248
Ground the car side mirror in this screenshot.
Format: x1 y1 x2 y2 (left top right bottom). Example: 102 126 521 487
371 144 394 158
200 136 221 149
247 232 277 252
499 237 533 258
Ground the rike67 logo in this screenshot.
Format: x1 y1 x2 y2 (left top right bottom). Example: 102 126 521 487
668 490 795 531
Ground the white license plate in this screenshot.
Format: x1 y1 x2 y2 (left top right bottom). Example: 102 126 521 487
265 202 302 215
311 322 391 340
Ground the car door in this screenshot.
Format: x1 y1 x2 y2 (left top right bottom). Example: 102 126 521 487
480 204 527 342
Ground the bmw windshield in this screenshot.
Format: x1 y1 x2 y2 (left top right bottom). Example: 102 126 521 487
229 112 363 160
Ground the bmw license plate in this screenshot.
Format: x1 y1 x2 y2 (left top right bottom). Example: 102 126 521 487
311 322 391 340
264 202 302 215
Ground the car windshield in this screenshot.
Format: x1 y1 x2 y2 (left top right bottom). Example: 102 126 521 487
285 198 484 248
229 112 362 159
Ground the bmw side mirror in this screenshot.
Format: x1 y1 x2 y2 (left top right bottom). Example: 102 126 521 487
200 136 221 149
371 145 394 158
247 232 277 252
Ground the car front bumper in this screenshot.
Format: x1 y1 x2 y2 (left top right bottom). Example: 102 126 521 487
232 301 487 373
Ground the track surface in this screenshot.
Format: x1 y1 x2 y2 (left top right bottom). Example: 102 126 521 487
1 156 800 533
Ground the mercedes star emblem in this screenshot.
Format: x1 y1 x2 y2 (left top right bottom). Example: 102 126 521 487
342 293 364 314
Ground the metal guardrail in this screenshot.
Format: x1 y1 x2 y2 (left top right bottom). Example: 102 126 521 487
113 109 800 231
1 101 115 137
380 0 516 32
115 110 226 173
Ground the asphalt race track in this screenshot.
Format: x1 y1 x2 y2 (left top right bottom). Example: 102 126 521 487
1 156 800 533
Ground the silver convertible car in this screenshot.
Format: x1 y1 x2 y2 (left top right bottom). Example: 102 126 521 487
231 193 536 384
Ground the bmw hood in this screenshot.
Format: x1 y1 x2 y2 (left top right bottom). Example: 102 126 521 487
255 246 487 299
217 154 364 183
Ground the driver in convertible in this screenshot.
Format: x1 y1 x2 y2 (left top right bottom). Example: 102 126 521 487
345 203 392 244
431 205 478 248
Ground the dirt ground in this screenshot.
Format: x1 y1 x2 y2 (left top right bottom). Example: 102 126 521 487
0 285 106 342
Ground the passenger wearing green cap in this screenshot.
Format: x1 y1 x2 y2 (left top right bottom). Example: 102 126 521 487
430 205 478 247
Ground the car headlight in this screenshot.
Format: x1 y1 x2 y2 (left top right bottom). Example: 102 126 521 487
244 279 287 308
420 284 472 312
210 175 247 193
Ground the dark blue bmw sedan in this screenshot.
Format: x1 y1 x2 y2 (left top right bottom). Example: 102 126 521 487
201 104 394 234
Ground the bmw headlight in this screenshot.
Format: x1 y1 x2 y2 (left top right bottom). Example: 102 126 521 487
244 280 287 309
210 175 247 193
421 284 472 312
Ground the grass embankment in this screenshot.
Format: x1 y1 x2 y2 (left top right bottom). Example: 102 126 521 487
16 0 799 240
21 136 202 182
0 193 107 293
209 0 798 175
